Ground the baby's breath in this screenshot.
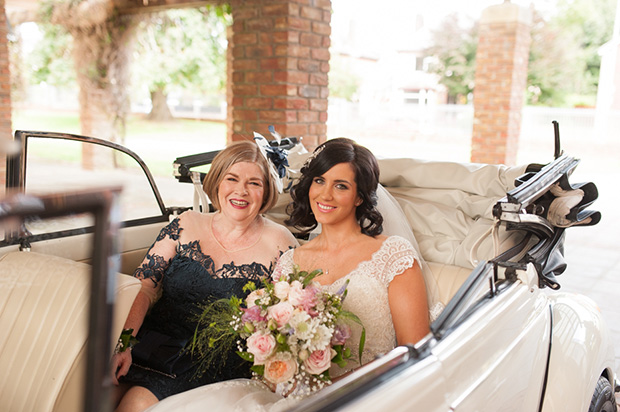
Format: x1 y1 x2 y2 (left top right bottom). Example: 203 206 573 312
190 266 365 396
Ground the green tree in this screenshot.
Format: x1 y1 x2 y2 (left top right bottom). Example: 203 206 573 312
551 0 617 103
132 6 230 120
328 54 361 102
425 14 478 104
26 22 75 88
527 10 583 106
426 0 617 107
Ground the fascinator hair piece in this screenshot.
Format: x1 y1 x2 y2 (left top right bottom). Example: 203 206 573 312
253 128 290 193
302 143 326 170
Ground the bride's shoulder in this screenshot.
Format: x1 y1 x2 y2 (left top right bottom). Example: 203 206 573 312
380 235 415 250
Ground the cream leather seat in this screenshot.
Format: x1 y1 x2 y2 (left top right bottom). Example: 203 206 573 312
426 262 473 307
0 251 141 412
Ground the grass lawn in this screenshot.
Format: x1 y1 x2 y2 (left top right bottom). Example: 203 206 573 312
11 108 227 177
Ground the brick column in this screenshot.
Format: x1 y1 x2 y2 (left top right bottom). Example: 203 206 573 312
0 0 13 193
227 0 331 149
471 1 532 165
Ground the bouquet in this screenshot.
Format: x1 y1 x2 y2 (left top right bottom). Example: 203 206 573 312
190 267 364 396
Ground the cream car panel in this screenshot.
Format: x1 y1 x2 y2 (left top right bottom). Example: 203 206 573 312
435 282 550 411
2 220 168 274
542 293 616 411
338 353 450 412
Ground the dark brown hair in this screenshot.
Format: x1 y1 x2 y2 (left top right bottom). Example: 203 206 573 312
285 138 383 236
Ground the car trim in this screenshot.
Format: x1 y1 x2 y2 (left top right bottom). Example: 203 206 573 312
431 261 499 339
8 130 167 215
537 303 554 412
0 188 121 410
0 214 171 248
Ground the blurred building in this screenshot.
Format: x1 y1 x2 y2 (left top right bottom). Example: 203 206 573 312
330 0 446 109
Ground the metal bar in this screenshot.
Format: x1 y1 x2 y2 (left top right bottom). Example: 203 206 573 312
0 188 122 412
12 130 167 216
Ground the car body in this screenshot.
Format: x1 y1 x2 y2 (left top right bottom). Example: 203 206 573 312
0 130 616 412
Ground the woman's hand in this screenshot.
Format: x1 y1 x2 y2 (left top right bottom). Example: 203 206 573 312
261 379 298 397
110 350 132 385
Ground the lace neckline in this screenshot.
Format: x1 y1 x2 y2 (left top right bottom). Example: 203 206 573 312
178 240 271 280
293 235 398 288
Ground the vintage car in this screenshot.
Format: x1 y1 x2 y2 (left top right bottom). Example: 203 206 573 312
0 129 617 412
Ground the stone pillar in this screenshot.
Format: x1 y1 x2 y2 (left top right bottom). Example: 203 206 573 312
227 0 331 149
471 1 532 165
0 0 13 193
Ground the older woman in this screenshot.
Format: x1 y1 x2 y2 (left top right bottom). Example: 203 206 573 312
144 138 431 412
111 140 299 412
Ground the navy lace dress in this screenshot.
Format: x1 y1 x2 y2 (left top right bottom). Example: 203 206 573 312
120 218 272 400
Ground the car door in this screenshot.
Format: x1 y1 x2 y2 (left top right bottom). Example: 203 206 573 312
2 130 191 274
433 265 551 412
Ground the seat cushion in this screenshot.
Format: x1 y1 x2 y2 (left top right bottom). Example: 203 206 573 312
427 261 472 306
0 251 141 412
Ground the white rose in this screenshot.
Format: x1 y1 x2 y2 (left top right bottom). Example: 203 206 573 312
273 281 291 301
246 288 266 308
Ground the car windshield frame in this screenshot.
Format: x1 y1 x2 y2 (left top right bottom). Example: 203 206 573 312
1 130 172 247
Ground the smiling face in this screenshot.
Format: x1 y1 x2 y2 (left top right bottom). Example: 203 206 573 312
217 161 265 222
308 162 362 227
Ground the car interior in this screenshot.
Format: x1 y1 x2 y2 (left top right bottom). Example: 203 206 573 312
0 129 601 412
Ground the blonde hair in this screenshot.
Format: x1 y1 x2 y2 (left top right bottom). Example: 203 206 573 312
203 140 279 214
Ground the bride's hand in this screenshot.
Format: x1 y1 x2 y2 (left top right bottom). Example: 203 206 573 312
261 380 297 397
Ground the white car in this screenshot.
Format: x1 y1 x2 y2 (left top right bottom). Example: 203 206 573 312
0 130 616 412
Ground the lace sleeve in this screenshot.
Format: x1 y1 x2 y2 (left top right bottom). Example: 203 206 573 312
379 236 417 286
133 217 182 302
271 248 295 281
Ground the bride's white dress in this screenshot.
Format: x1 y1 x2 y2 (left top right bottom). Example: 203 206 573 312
146 235 419 412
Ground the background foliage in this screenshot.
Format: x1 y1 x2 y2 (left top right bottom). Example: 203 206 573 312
426 0 617 107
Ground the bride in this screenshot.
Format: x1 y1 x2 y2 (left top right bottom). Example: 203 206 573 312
146 138 433 411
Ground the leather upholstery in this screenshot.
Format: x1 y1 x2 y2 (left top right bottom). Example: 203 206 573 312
0 251 141 412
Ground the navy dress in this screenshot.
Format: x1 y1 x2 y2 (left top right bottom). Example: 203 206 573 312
120 219 272 400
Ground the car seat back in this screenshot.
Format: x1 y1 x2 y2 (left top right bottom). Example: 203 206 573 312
0 251 141 412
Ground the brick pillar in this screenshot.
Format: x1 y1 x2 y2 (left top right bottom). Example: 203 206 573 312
471 1 532 165
227 0 331 149
0 0 13 193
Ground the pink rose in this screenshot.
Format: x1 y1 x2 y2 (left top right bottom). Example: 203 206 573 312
287 280 306 307
246 331 276 365
241 305 265 323
299 285 321 316
264 352 297 384
246 288 266 308
303 347 336 375
273 281 291 301
267 301 294 328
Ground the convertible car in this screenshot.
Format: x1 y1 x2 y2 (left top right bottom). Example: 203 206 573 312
0 129 617 412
